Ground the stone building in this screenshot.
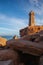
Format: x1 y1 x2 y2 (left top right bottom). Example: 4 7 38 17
20 11 43 37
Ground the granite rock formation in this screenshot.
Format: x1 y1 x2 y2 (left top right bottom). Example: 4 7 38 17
0 37 7 46
0 49 19 65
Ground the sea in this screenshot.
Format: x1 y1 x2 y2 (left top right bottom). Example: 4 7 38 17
0 36 13 40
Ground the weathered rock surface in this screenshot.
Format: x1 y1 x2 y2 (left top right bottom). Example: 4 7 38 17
19 34 40 42
6 39 43 56
0 49 19 65
6 30 43 65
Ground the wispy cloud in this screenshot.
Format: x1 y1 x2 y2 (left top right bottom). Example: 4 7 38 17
0 27 17 35
35 18 43 25
0 14 28 27
20 0 43 15
29 0 39 6
0 14 28 35
0 27 16 31
29 0 43 15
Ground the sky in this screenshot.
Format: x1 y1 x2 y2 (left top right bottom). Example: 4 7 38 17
0 0 43 36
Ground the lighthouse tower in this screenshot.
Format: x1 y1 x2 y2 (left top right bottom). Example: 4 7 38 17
29 11 35 26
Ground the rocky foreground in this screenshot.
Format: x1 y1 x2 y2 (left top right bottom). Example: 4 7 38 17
0 31 43 65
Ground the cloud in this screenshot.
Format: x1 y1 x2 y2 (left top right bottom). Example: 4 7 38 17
29 0 38 5
0 27 16 32
20 0 43 16
35 18 43 25
0 14 28 27
0 14 28 35
0 27 18 35
29 0 43 15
